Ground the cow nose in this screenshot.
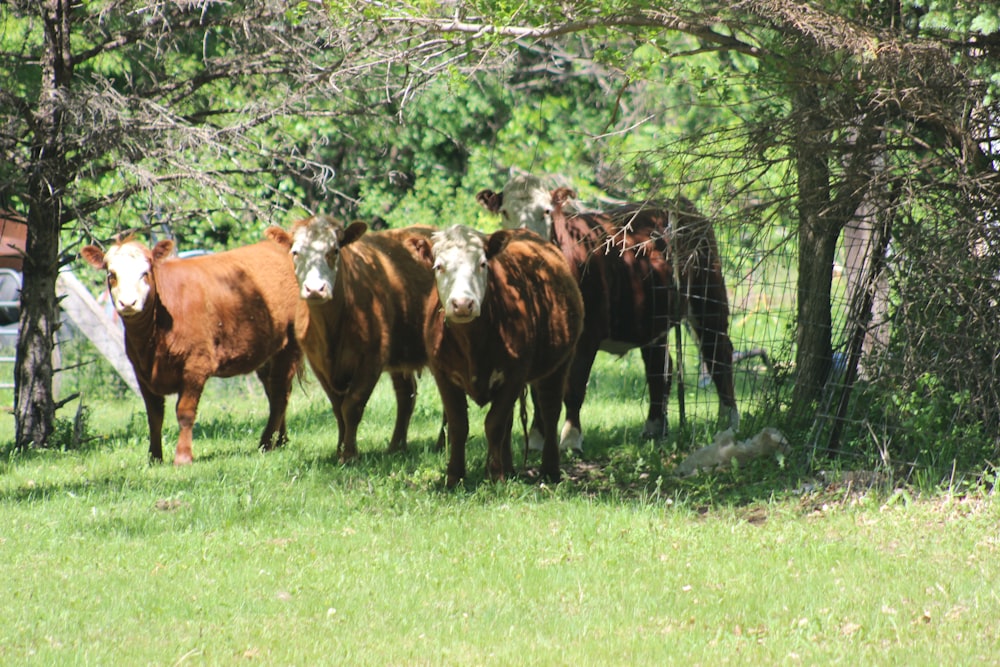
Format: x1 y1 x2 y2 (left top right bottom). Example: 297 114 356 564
449 296 476 319
302 280 330 301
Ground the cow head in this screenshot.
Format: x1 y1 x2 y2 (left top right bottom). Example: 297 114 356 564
477 173 558 240
408 224 514 325
288 215 367 302
81 238 173 318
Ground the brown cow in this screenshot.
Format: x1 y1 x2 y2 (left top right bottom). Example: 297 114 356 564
80 235 302 465
477 174 738 452
267 216 437 462
407 225 584 486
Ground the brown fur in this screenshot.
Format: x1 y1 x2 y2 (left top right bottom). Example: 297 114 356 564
478 185 736 446
408 228 584 486
79 237 302 464
267 220 437 462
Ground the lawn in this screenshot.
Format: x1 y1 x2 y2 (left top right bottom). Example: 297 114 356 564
0 354 997 665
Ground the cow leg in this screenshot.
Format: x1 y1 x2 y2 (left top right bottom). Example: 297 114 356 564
387 372 417 453
532 369 566 483
313 372 346 458
140 384 166 463
436 378 469 487
526 386 545 452
434 413 448 452
640 342 670 440
173 382 205 465
328 395 346 460
689 313 739 431
256 342 300 451
334 368 380 463
483 406 513 482
484 390 517 482
559 341 599 453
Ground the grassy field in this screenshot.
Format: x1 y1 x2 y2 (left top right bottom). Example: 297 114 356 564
1 353 998 665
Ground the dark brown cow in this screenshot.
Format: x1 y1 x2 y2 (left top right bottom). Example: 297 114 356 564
477 174 737 452
407 225 584 486
267 216 437 462
80 235 303 464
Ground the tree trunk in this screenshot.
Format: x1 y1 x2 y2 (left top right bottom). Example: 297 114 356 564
792 84 837 410
15 206 62 448
15 0 73 449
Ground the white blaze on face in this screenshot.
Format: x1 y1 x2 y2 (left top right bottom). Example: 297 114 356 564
500 174 553 238
291 219 340 302
431 225 488 324
104 243 153 317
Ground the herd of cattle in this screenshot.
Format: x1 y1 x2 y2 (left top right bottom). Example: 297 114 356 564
80 173 740 485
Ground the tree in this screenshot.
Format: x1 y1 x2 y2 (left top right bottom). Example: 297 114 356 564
371 0 999 422
0 1 414 448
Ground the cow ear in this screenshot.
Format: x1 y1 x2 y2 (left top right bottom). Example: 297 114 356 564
80 245 106 270
341 221 368 246
265 226 292 249
406 236 434 267
551 187 576 210
476 189 502 213
152 239 174 263
486 229 515 259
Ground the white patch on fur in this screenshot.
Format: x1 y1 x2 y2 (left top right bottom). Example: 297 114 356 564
431 225 488 323
104 244 153 317
560 422 583 453
498 174 555 239
290 219 340 301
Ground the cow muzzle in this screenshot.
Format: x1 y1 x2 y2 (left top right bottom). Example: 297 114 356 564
301 280 332 302
445 296 479 323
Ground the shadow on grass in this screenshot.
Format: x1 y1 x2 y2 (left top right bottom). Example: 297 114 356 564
0 396 829 513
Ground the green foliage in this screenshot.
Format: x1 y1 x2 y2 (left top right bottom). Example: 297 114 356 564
862 374 990 470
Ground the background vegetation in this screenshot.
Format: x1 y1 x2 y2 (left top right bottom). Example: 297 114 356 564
2 4 998 475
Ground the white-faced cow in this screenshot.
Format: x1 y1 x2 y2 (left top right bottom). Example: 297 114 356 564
80 235 303 465
407 225 584 486
477 174 738 452
267 216 437 462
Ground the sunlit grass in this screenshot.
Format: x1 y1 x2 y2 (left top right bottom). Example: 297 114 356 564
1 355 997 664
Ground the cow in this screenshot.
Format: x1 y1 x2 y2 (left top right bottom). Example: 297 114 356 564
266 216 438 462
477 173 738 452
79 235 303 465
407 224 584 486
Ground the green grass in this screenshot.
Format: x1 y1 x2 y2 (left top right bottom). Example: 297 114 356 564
1 355 998 665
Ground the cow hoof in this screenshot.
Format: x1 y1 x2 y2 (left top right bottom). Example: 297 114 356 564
642 418 667 440
527 428 545 451
559 423 583 453
386 440 407 454
173 453 193 466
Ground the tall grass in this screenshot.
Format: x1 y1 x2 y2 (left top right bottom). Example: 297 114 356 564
1 354 997 664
